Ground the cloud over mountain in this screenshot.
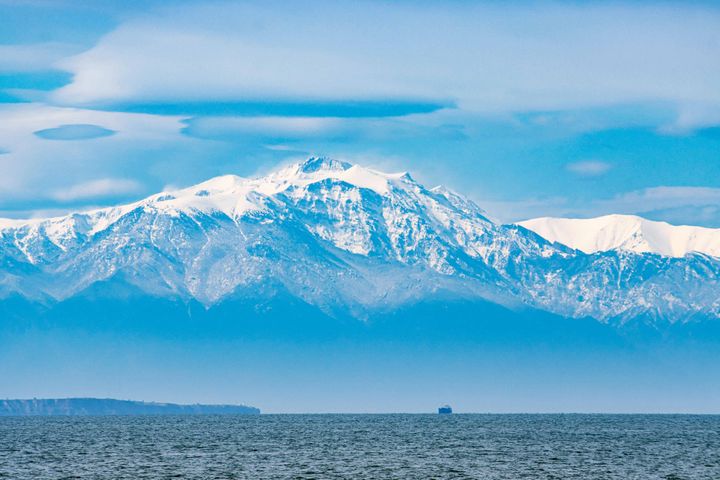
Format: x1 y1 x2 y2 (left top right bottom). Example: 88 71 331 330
52 2 720 126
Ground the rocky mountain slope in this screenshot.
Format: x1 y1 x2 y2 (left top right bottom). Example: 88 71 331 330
1 157 718 326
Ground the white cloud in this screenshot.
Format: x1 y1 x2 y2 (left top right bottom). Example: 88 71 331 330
187 116 344 137
0 103 191 201
0 42 81 72
593 186 720 215
475 196 571 224
264 144 304 152
50 178 142 202
182 111 464 142
51 1 720 127
566 160 612 177
659 103 720 134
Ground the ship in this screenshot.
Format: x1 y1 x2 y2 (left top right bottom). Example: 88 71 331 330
438 404 452 414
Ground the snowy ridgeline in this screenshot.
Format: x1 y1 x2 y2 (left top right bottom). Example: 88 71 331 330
1 156 719 326
0 398 260 416
519 215 720 258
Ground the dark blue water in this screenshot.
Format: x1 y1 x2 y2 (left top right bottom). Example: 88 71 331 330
1 414 718 479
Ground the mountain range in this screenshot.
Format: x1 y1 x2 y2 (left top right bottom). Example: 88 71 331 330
1 157 719 329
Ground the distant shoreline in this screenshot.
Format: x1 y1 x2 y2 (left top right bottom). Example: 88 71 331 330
0 398 260 416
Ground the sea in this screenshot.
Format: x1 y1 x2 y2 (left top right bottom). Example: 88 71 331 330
0 414 718 479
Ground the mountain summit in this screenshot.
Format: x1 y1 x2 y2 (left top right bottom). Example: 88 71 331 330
1 158 719 326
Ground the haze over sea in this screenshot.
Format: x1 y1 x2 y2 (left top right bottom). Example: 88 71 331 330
1 414 718 479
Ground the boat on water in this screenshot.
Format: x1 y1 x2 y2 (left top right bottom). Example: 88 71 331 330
438 405 452 414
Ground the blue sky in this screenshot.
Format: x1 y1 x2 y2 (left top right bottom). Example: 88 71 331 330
1 0 719 225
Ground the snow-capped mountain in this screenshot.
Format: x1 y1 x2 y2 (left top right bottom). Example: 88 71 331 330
1 157 719 326
519 215 720 258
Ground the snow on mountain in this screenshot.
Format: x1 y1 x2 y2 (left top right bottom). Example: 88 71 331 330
1 157 719 326
0 158 410 249
0 157 525 310
519 214 720 258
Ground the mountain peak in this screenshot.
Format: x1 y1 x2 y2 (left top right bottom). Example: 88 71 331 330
1 157 720 325
297 156 352 173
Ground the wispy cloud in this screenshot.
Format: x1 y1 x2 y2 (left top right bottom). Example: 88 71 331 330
497 186 720 227
184 116 344 138
566 160 612 177
593 186 720 216
475 196 571 225
50 2 720 130
0 42 81 72
0 103 189 201
659 103 720 134
50 178 142 202
0 0 718 229
181 112 466 143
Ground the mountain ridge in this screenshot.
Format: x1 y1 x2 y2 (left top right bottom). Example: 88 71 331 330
519 214 720 258
1 157 719 327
